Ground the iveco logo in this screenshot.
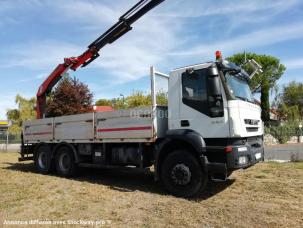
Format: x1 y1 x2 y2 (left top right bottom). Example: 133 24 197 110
244 119 259 125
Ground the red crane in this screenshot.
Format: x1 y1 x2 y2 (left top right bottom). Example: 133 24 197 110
36 0 165 119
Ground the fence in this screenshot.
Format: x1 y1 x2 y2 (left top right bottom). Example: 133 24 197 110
0 132 21 144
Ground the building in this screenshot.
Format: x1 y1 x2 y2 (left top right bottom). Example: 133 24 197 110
0 120 10 133
0 120 10 146
92 106 115 112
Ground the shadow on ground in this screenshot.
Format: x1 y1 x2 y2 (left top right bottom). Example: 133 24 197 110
3 161 235 200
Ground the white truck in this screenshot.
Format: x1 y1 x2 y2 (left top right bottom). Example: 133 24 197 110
20 55 264 197
19 0 264 197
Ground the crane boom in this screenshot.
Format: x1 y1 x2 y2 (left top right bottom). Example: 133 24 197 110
36 0 164 119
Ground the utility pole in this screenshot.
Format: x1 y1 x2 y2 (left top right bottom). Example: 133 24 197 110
6 129 8 151
120 94 125 108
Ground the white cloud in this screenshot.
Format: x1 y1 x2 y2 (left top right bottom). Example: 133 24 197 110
1 0 302 84
157 0 300 17
0 0 302 119
0 94 16 119
0 41 82 70
0 98 16 120
17 73 48 83
0 92 36 119
0 0 181 82
53 0 124 26
170 22 303 58
284 58 303 70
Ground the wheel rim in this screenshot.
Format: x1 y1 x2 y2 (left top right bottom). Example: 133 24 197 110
171 163 192 186
38 151 47 169
59 153 71 172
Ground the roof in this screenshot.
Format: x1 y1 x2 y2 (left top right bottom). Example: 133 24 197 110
93 106 115 112
0 120 10 128
0 120 9 125
173 62 213 71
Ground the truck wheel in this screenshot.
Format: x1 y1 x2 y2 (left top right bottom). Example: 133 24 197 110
55 146 77 177
160 150 207 197
34 145 52 174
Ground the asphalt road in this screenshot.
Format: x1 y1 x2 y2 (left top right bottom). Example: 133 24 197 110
265 143 303 161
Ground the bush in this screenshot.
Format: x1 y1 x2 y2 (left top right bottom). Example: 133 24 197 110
265 123 299 144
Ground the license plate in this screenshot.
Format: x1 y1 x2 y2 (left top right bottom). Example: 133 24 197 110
255 153 262 160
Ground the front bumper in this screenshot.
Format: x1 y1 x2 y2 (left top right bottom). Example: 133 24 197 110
226 143 264 170
204 137 264 179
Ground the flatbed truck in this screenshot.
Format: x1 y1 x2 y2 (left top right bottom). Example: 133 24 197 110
19 0 264 197
21 60 264 197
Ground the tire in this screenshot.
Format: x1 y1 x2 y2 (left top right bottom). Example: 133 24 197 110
34 145 52 174
55 146 77 177
160 150 207 197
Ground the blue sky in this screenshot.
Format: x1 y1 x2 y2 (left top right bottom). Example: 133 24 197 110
0 0 303 119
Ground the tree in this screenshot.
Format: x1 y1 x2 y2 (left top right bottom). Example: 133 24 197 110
95 91 168 110
95 99 112 106
278 81 303 121
228 53 286 124
155 91 168 106
6 95 36 133
46 76 93 117
126 91 151 108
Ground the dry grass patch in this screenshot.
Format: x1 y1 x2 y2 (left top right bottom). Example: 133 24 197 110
0 152 303 227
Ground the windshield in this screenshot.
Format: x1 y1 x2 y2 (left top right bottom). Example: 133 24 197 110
225 72 254 102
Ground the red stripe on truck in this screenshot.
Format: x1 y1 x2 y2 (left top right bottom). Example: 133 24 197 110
97 126 152 132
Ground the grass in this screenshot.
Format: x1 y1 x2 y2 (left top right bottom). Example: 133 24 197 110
1 152 303 227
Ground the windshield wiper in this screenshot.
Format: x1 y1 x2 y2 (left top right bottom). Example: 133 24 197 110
235 96 247 101
235 96 255 104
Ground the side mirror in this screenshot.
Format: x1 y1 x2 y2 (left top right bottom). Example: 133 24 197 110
208 66 224 118
208 66 221 96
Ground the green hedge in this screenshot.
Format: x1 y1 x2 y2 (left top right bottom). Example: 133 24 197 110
265 123 301 144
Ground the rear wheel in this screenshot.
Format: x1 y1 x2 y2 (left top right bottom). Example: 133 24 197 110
55 146 77 177
160 150 207 197
34 145 52 174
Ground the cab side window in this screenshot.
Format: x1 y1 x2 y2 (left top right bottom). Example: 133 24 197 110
182 69 209 115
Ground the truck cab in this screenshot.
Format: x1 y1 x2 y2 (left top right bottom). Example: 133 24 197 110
166 58 264 176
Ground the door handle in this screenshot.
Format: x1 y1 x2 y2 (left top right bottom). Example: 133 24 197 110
181 120 190 127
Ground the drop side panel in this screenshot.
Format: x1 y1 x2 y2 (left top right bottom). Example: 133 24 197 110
54 113 94 141
96 107 154 140
23 118 53 143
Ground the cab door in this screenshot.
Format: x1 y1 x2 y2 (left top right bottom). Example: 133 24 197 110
179 66 230 139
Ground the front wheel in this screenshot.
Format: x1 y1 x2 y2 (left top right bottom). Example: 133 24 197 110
160 150 207 197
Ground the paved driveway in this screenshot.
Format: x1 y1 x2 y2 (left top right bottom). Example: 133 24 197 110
265 143 303 161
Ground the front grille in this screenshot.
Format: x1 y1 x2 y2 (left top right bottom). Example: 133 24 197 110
246 127 258 132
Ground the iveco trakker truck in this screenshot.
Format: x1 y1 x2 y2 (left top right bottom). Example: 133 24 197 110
20 54 264 197
19 0 264 197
